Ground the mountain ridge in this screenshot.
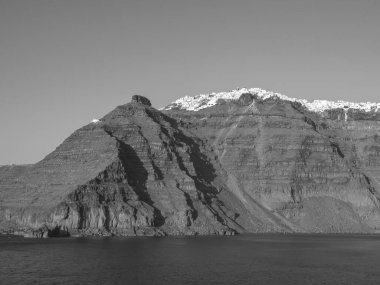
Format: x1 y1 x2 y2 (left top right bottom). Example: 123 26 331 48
1 91 380 237
163 87 380 115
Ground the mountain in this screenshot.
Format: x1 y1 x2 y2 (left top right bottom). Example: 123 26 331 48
1 89 380 237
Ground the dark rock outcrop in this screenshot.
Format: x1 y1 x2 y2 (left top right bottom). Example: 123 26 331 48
1 92 380 236
131 95 152 106
238 93 255 106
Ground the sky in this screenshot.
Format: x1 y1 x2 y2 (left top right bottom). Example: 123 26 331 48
0 0 379 165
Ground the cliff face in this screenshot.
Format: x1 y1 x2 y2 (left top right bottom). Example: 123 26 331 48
164 91 380 233
1 91 380 236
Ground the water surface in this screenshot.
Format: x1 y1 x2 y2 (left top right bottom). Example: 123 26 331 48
1 234 380 284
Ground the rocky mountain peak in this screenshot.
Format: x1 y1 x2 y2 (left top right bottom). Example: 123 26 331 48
131 95 152 107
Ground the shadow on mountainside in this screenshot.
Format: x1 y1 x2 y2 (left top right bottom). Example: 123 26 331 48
102 127 166 227
152 110 220 197
118 141 165 227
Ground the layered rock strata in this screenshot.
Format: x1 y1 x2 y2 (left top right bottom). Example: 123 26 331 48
1 89 380 236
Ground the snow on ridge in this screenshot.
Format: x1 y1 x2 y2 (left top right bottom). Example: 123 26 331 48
162 88 380 113
162 88 276 111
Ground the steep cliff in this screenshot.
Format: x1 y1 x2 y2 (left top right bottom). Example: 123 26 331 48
1 90 380 236
163 89 380 233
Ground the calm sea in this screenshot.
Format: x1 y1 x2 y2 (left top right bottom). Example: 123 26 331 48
1 234 380 285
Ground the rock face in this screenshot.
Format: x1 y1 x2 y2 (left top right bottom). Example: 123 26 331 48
1 90 380 236
238 93 255 106
131 95 152 106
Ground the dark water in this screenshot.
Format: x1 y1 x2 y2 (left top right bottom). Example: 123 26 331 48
2 234 380 285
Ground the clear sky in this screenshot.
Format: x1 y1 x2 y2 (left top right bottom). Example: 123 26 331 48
0 0 379 165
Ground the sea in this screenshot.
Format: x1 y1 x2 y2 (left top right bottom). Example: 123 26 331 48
1 234 380 285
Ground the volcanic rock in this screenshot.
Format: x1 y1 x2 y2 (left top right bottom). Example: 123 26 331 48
1 88 380 236
238 93 255 106
131 95 152 106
